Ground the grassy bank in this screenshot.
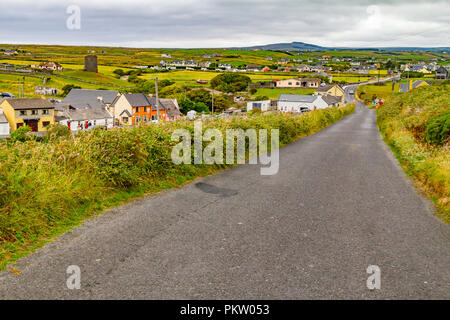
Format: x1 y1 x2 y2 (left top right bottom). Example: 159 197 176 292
0 105 355 269
376 83 450 223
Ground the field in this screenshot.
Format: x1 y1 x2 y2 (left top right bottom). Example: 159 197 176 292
357 81 400 103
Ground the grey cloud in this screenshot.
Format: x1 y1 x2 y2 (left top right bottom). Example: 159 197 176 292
0 0 448 47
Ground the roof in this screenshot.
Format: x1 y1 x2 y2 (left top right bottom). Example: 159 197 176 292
278 94 319 103
119 109 132 117
315 84 342 93
3 98 54 110
159 99 180 117
322 95 342 105
122 93 152 107
412 80 430 89
61 89 119 109
147 97 166 110
61 107 113 121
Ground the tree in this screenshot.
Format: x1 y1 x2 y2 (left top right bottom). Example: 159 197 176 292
213 95 233 112
61 84 81 97
210 73 251 93
179 98 209 114
187 89 212 107
253 95 269 101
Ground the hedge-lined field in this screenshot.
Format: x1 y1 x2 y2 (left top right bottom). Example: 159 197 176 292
0 105 355 269
377 83 450 223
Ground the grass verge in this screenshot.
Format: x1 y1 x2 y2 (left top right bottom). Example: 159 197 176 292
376 83 450 223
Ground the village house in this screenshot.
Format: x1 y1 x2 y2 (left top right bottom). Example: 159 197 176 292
435 66 449 80
246 100 272 112
277 94 329 113
314 84 345 98
321 94 343 107
35 86 59 96
275 78 321 89
38 61 63 71
110 93 168 125
0 98 55 132
55 104 113 131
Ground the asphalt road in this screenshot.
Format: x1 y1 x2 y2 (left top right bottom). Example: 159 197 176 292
0 101 448 299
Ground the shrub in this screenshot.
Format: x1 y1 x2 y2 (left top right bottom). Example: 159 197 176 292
9 125 31 143
426 109 450 145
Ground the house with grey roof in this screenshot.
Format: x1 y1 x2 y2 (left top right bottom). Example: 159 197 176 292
59 89 119 110
277 94 329 113
55 104 113 131
435 66 449 80
110 93 168 125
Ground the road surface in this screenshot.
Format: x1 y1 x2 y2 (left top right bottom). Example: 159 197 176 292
0 101 448 299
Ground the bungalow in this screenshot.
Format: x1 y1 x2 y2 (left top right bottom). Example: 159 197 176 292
435 66 449 80
55 105 113 131
110 93 167 125
38 62 63 71
275 78 321 89
35 86 59 96
314 84 345 98
277 94 329 113
247 100 272 112
322 94 343 107
0 98 55 132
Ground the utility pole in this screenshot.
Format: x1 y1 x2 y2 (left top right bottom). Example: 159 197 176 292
155 76 159 121
211 92 214 115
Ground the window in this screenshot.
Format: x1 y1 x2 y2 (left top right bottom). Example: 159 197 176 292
152 115 155 120
135 107 139 113
42 121 50 127
20 110 27 116
31 110 38 115
122 117 128 123
94 120 96 125
144 106 147 112
42 109 49 115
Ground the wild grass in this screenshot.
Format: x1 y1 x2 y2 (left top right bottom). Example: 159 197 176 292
0 105 355 269
377 83 450 223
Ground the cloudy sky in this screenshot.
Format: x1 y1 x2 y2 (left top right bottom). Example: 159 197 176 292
1 0 449 48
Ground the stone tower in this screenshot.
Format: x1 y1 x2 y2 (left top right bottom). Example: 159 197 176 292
84 55 98 73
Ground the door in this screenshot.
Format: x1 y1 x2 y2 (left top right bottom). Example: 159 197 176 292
25 120 38 132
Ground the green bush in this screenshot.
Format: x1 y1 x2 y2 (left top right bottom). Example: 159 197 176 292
426 109 450 145
9 125 31 143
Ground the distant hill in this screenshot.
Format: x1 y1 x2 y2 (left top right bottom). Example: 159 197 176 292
228 41 325 51
227 41 449 53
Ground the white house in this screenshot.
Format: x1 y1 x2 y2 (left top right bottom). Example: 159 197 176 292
0 109 10 137
55 105 113 131
277 94 329 113
247 100 272 112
